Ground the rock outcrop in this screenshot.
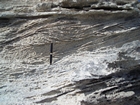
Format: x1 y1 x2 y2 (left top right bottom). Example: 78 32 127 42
0 0 140 105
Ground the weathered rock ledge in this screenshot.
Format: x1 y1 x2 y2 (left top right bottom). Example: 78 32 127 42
0 0 140 105
0 0 140 18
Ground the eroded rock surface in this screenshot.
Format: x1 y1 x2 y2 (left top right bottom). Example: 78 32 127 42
0 0 140 105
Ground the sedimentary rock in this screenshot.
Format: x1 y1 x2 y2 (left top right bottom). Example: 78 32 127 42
0 0 140 105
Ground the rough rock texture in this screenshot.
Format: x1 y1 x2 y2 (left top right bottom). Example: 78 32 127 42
0 0 140 105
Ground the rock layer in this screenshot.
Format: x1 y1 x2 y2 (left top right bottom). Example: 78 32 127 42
0 0 140 105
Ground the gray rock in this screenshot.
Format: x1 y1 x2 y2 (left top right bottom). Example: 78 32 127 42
35 2 56 12
0 0 140 105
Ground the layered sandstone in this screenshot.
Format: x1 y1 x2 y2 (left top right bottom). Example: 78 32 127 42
0 0 140 105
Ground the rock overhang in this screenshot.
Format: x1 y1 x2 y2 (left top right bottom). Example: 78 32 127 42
0 0 139 18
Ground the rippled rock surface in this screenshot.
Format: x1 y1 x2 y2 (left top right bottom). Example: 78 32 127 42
0 0 140 105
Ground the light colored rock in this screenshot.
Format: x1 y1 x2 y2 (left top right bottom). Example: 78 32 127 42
35 2 57 12
0 0 140 105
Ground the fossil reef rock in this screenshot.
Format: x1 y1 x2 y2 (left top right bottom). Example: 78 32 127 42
0 0 140 105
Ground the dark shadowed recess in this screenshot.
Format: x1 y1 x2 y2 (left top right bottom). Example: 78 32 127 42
0 18 11 27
